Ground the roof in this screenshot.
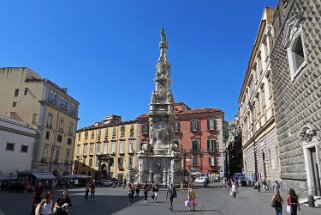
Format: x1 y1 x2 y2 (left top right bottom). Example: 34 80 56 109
17 171 55 180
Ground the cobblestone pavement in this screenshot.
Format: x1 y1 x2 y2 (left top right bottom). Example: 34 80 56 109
0 183 320 215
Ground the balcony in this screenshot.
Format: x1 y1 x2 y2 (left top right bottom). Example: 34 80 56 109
207 148 216 153
190 148 201 154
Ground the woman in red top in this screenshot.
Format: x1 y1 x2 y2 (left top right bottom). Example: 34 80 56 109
287 188 300 215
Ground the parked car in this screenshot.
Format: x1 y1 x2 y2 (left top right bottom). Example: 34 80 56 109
233 173 245 181
0 179 16 191
8 181 24 192
100 179 113 187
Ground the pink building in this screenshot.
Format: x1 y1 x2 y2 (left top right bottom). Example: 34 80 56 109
137 103 224 176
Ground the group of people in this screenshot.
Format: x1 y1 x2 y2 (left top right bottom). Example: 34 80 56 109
85 181 96 200
271 180 301 215
33 182 72 215
223 178 240 198
127 182 143 205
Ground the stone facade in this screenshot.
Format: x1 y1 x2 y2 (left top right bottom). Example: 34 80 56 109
270 0 321 197
238 8 281 185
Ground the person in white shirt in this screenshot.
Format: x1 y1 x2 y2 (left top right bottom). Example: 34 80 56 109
39 192 54 215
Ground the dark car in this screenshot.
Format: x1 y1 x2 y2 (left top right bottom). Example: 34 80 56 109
0 179 17 191
8 181 24 192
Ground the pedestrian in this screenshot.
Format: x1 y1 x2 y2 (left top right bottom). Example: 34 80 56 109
135 183 140 200
187 185 196 211
262 178 268 192
273 181 280 194
85 181 90 200
24 179 30 193
231 180 237 198
90 182 96 199
123 178 127 189
130 183 135 200
152 183 159 202
127 183 133 205
143 183 149 203
271 191 283 215
37 192 54 215
287 188 300 215
54 189 72 215
166 182 177 212
34 182 44 204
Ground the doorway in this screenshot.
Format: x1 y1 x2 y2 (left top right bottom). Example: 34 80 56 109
309 147 321 196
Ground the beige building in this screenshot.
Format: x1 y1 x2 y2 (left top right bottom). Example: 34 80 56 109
0 67 79 177
73 115 138 182
238 8 281 185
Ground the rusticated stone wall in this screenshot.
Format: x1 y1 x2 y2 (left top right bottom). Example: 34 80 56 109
270 0 321 196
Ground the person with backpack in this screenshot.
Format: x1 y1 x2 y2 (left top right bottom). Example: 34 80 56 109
271 192 283 215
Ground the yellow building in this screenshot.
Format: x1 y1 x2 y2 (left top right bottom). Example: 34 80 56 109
73 115 138 182
0 67 79 177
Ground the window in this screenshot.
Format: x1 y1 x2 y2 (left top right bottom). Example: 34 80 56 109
190 119 199 132
118 157 124 169
97 129 101 140
54 148 60 161
48 89 57 105
85 131 88 140
83 144 88 156
129 125 134 138
191 139 198 151
24 88 28 95
261 84 266 108
89 158 93 167
111 143 115 154
103 142 108 154
12 102 16 107
14 89 19 97
208 157 215 166
89 144 94 155
207 139 216 152
129 141 134 153
69 103 76 115
173 140 179 149
59 117 64 133
283 15 307 81
32 113 37 124
60 96 68 110
76 145 80 156
46 113 53 128
67 138 72 145
128 157 133 169
65 149 71 163
96 143 101 154
78 133 81 141
104 128 108 140
142 124 149 134
46 131 50 140
120 125 125 138
207 118 215 131
112 127 117 139
288 32 307 80
21 145 28 153
192 156 198 165
175 121 180 132
57 135 63 142
96 158 100 167
91 131 94 140
119 142 124 154
69 122 73 136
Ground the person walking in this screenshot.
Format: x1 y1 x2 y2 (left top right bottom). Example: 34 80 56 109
271 192 283 215
90 182 96 199
122 178 127 189
187 185 196 211
143 183 149 203
54 189 72 215
166 183 177 212
135 183 140 200
287 189 300 215
273 181 280 194
38 192 54 215
85 181 90 200
127 183 133 205
231 180 238 198
152 183 159 202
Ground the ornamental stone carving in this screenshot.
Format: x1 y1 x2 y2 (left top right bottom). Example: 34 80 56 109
300 124 317 143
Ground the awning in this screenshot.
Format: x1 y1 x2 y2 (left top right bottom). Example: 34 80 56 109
62 174 92 179
32 172 56 180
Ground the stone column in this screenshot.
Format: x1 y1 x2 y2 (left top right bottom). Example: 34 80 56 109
149 170 153 183
163 169 167 186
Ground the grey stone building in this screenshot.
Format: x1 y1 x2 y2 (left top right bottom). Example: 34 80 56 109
270 0 321 199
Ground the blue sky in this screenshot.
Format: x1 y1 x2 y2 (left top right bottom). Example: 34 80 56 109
0 0 277 128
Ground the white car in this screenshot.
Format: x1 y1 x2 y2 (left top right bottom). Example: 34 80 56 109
194 177 207 183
